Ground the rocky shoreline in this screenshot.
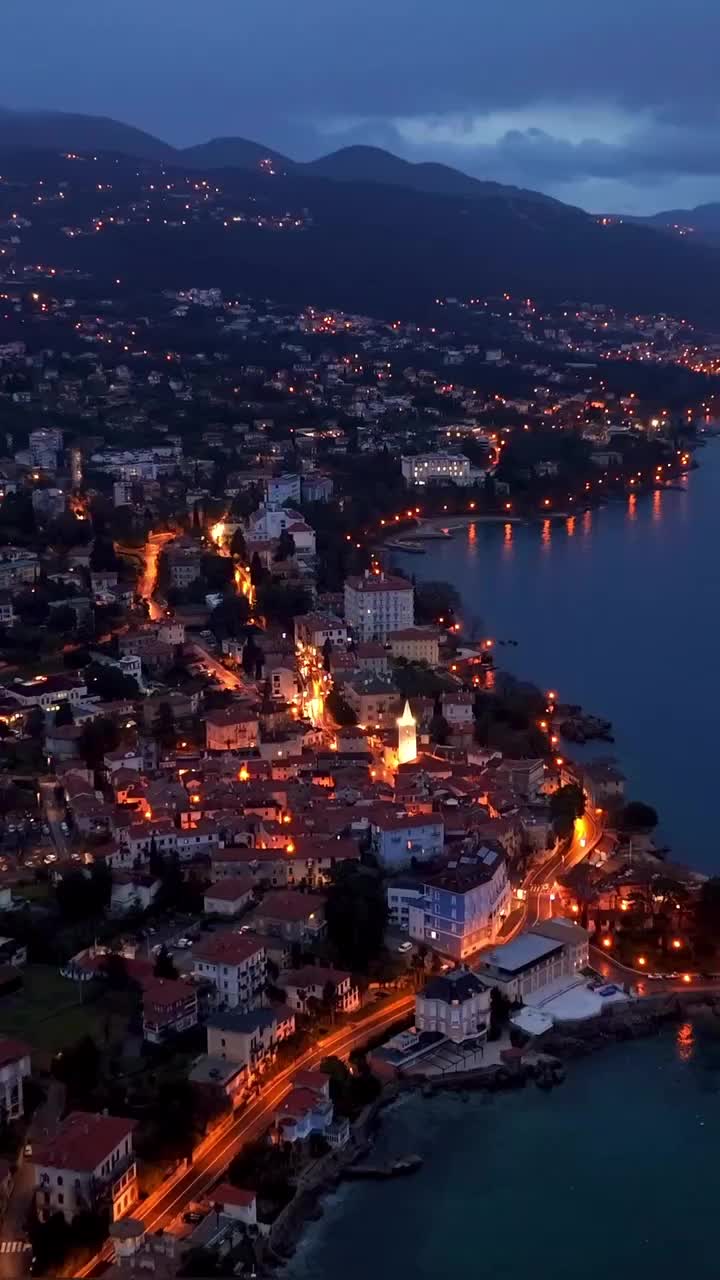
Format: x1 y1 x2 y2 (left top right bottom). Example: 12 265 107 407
265 992 720 1271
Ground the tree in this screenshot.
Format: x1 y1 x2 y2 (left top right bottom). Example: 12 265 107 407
85 661 140 702
230 527 247 559
241 634 264 678
256 579 311 625
210 594 251 639
488 986 511 1040
153 944 179 980
274 528 296 562
48 603 79 633
89 536 118 572
429 711 450 745
79 715 119 768
619 801 659 834
325 862 387 970
153 700 176 749
26 705 45 739
201 553 234 593
250 552 269 590
54 701 75 727
325 687 357 727
414 580 461 625
549 783 585 837
695 878 720 950
322 636 333 671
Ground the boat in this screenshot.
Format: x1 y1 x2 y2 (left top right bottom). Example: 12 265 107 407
384 540 426 554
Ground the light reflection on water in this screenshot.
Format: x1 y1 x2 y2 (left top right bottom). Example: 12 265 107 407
676 1021 695 1063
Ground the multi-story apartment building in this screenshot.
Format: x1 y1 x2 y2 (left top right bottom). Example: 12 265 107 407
192 933 267 1010
370 811 444 870
205 706 259 752
141 978 199 1044
413 846 511 960
344 572 413 642
33 1112 138 1223
206 1005 296 1075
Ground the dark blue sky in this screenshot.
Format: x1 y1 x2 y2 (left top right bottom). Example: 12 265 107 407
5 0 720 213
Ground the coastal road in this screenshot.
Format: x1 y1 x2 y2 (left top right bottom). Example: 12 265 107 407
73 994 415 1277
589 947 720 996
498 807 603 942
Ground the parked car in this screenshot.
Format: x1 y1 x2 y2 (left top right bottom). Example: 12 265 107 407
397 940 413 953
176 937 193 949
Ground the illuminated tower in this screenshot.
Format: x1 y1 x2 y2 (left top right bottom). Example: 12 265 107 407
396 699 417 766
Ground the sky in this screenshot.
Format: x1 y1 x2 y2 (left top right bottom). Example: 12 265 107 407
4 0 720 214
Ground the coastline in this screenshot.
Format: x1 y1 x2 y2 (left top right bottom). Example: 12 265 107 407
269 990 720 1269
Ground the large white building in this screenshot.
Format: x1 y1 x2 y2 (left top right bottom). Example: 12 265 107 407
401 452 472 487
477 919 590 1001
344 572 414 642
415 969 491 1043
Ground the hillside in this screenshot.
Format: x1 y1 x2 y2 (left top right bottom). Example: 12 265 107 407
4 148 720 326
0 106 172 160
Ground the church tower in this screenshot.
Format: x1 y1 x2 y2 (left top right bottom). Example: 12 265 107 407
396 699 417 766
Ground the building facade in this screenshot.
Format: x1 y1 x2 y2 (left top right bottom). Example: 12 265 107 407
344 572 414 642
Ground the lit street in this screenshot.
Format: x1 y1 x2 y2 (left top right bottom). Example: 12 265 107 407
73 994 415 1276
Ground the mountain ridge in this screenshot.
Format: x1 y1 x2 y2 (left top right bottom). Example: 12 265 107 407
0 106 564 209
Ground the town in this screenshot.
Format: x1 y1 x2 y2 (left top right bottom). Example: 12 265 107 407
0 144 719 1278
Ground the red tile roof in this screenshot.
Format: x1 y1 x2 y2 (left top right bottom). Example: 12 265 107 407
193 932 265 966
141 978 197 1012
0 1038 30 1068
33 1111 137 1173
213 1182 256 1209
252 890 325 923
204 875 255 902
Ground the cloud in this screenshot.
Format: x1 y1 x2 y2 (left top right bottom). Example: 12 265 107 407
4 0 720 210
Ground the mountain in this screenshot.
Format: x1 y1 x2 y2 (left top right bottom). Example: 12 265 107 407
5 146 720 327
641 203 720 236
180 136 292 172
0 105 172 160
4 110 720 325
301 145 561 207
0 108 563 207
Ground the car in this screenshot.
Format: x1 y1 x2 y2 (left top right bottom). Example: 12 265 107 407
41 825 50 835
151 944 163 955
397 940 413 953
176 937 193 948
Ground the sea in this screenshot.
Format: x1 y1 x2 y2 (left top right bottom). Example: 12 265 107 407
285 1027 720 1279
389 438 720 875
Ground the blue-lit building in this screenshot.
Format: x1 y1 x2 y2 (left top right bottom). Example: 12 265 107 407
413 845 511 960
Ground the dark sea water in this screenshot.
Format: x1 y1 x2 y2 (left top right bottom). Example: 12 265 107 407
286 1027 720 1279
392 441 720 874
